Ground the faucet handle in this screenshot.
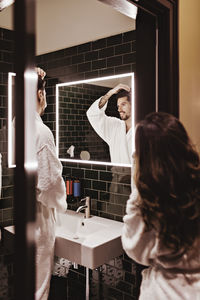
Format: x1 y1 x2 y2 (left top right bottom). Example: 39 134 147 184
80 197 87 203
78 197 90 218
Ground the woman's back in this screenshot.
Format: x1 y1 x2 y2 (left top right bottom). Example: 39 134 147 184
122 112 200 299
122 187 200 300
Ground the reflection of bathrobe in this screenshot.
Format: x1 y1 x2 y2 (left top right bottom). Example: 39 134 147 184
122 186 200 300
86 98 133 164
35 113 67 300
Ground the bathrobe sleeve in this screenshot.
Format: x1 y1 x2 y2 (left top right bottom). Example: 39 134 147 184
121 185 157 266
86 98 119 144
36 141 67 213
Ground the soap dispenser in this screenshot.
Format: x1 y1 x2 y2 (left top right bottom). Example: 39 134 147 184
66 176 73 201
73 178 81 198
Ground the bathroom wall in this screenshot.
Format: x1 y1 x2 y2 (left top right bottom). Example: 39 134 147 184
37 29 140 299
179 0 200 151
0 28 14 227
0 27 15 300
0 26 140 299
37 29 136 221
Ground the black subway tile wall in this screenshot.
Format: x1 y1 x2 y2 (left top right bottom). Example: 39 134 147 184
59 83 110 161
37 32 136 81
37 31 136 213
0 28 14 228
0 27 15 300
0 27 141 299
37 30 141 300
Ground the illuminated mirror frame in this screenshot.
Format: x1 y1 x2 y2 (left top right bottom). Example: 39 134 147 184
8 72 16 168
8 72 135 168
56 72 135 167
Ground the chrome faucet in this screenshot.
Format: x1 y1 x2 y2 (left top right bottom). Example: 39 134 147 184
76 196 90 218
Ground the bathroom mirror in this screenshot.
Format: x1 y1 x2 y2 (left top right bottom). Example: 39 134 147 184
56 72 135 167
8 72 135 168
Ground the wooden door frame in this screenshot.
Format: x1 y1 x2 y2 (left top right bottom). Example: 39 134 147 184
136 0 179 117
99 0 179 121
14 1 36 299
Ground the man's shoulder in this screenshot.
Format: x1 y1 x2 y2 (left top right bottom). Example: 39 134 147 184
36 120 53 136
111 117 125 125
102 116 125 132
36 120 55 149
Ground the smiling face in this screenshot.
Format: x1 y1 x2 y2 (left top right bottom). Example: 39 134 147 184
117 96 131 121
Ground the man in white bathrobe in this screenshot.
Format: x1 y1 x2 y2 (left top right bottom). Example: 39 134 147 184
86 84 133 165
35 69 67 300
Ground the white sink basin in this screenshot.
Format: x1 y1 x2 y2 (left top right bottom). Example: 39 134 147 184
55 210 124 269
3 210 124 269
55 210 108 239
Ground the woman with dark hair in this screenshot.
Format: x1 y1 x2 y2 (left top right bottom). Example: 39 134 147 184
122 112 200 299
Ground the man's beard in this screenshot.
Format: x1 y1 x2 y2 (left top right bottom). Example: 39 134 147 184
40 108 45 116
119 112 130 121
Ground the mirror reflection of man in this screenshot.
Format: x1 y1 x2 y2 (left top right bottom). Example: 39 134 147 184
86 84 133 164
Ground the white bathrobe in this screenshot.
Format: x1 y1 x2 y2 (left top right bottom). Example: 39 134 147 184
86 98 133 164
122 186 200 300
35 113 67 300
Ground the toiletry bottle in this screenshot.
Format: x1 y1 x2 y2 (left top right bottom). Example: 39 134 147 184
66 177 73 201
73 178 81 198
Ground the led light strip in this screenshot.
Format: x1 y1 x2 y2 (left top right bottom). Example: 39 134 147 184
59 158 131 168
8 72 16 168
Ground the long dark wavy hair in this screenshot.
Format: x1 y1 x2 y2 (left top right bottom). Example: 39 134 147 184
134 112 200 252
